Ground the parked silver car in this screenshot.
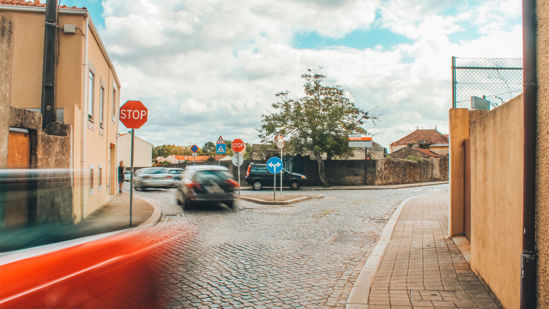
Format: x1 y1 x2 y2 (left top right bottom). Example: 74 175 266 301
175 165 238 210
133 167 174 190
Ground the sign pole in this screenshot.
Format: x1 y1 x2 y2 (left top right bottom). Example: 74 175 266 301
280 148 283 194
273 172 276 200
129 128 135 227
237 155 241 196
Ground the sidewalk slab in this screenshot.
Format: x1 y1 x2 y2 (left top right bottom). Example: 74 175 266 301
347 190 502 309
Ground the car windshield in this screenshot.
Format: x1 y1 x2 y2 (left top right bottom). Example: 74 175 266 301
193 170 230 183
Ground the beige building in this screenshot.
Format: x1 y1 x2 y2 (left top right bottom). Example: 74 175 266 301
117 133 153 168
1 0 121 222
448 1 549 307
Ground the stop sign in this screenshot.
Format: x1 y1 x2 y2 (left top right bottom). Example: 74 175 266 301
120 100 148 129
232 139 245 153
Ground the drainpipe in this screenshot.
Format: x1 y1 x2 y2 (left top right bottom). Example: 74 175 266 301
80 14 89 220
521 0 537 308
40 0 58 128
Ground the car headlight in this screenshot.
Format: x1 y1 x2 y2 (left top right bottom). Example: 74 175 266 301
301 176 306 179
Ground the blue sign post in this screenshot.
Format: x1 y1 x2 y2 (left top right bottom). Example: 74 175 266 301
267 157 283 200
191 144 198 165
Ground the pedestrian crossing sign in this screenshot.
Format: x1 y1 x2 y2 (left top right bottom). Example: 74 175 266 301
216 143 226 154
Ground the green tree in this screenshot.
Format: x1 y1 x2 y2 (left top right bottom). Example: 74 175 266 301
258 69 375 186
202 141 216 156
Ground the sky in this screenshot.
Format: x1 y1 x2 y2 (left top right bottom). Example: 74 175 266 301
60 0 522 149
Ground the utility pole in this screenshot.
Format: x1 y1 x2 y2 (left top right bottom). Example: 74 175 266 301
41 0 58 129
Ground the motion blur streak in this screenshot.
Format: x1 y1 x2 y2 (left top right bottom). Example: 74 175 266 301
0 222 196 309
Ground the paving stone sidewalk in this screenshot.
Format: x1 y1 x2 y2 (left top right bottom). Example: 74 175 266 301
367 192 502 308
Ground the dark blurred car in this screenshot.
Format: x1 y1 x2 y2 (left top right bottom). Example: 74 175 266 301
168 168 184 181
245 163 307 190
133 167 174 190
175 165 238 210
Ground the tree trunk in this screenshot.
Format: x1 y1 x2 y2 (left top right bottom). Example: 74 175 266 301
314 152 329 186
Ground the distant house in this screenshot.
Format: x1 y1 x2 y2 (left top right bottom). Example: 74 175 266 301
156 154 229 165
118 133 153 168
345 141 386 160
390 147 441 160
390 128 449 154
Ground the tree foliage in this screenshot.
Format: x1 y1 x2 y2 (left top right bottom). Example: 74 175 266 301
258 69 376 185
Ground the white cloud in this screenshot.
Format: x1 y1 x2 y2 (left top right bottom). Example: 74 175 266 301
102 0 522 149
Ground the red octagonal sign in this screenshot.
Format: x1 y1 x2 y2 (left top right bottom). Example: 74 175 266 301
232 139 245 153
120 100 148 129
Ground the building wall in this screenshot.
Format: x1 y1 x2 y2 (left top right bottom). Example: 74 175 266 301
117 134 153 168
0 15 12 168
2 10 84 123
2 7 120 220
448 109 487 236
429 146 449 155
82 21 120 216
467 96 523 309
537 0 549 306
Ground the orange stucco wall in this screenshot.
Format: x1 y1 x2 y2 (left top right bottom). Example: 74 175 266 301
468 96 523 309
537 0 549 307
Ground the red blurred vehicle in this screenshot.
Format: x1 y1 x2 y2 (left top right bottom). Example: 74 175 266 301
0 223 194 309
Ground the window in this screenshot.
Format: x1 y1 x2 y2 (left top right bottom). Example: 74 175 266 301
88 71 94 121
99 87 104 127
89 165 95 191
112 86 117 122
98 165 103 190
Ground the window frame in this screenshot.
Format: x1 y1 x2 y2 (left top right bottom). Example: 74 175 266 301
99 86 104 128
88 71 95 121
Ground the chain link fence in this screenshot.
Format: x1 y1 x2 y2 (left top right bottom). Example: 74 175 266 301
452 57 523 109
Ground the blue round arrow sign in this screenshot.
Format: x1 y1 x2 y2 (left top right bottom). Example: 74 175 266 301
266 157 283 174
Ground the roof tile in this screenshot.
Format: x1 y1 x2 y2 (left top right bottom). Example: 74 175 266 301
0 0 82 9
390 129 448 147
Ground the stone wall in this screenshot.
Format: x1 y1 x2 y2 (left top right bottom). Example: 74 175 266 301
375 157 448 185
3 107 73 227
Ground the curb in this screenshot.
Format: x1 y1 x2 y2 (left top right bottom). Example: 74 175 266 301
345 194 424 308
312 181 448 191
237 194 324 205
137 196 163 227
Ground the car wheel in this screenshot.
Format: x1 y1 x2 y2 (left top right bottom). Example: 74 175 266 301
252 181 262 191
183 198 191 210
176 192 182 206
290 182 300 190
226 200 238 211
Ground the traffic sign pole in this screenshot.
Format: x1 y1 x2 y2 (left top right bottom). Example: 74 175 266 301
237 155 241 196
119 100 148 228
280 148 283 194
273 172 276 201
129 129 134 226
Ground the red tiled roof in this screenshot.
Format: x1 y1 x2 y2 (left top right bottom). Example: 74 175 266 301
414 148 441 158
0 0 81 9
390 129 448 147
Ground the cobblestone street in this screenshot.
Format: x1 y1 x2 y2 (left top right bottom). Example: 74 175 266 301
133 184 448 308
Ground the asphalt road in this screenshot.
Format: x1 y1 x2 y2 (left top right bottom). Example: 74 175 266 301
132 183 449 308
